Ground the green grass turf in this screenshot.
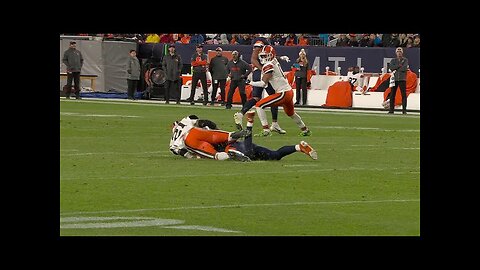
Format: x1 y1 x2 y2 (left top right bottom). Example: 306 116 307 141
60 99 420 236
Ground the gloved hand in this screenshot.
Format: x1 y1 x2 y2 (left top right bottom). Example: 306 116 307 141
280 56 290 62
245 79 251 85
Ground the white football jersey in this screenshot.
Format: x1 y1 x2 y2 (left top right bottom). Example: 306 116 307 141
169 116 197 155
261 58 291 93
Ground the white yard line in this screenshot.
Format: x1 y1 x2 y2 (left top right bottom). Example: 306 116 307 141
61 112 140 118
60 167 417 181
60 199 419 216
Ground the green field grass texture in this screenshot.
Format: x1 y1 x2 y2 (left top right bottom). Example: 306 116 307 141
60 99 420 236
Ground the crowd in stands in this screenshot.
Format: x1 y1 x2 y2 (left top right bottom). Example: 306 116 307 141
64 33 420 48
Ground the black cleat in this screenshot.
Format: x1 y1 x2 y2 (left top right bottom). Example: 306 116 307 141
230 129 252 140
227 149 251 162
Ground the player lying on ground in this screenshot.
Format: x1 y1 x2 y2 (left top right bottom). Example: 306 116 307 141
169 115 250 161
225 111 317 161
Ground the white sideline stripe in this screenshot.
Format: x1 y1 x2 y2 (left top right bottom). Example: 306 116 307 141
60 216 241 233
61 151 171 156
164 225 242 233
60 98 420 117
61 167 416 181
282 164 319 167
60 199 419 216
61 112 140 118
311 126 420 132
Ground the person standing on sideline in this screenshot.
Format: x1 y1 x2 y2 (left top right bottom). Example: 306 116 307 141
294 49 309 106
162 44 183 104
188 44 209 105
225 51 251 109
208 47 229 106
62 41 84 99
388 47 409 114
125 49 141 100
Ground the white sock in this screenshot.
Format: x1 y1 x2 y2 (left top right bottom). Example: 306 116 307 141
290 112 306 129
295 145 300 151
255 107 269 127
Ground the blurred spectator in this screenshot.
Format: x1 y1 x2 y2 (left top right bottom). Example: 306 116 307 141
347 34 359 47
318 34 330 46
230 34 238 44
359 34 371 47
387 34 400 47
406 36 414 48
181 34 191 44
145 33 160 43
284 34 296 46
240 34 251 45
297 34 309 46
125 49 141 100
336 34 349 46
219 34 229 44
270 34 283 46
373 34 382 46
209 47 229 106
162 44 183 104
398 33 408 47
381 34 391 47
412 35 420 47
160 34 173 44
171 34 180 43
189 34 205 45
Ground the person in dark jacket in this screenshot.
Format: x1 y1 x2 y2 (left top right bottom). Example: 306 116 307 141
126 49 141 100
225 51 252 109
162 44 183 104
209 47 229 106
188 44 209 105
294 49 309 106
62 41 84 99
388 47 409 114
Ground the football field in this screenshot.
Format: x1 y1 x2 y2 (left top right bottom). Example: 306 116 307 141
60 98 420 236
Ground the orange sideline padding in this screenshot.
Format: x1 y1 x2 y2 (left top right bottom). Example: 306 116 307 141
322 81 352 108
381 70 418 106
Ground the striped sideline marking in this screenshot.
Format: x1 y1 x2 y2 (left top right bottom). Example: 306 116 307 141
61 112 140 118
60 216 242 233
60 199 419 216
60 98 420 117
310 126 419 132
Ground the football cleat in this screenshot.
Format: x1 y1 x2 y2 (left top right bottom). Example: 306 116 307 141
230 129 252 140
254 129 272 137
227 149 251 162
299 129 311 136
233 112 244 130
299 141 317 160
270 122 287 134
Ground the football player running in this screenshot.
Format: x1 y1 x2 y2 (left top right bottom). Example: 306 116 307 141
233 36 288 136
246 45 311 136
